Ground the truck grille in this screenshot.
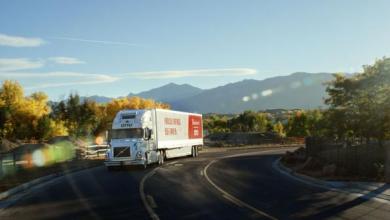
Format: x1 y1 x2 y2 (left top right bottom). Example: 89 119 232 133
113 147 130 157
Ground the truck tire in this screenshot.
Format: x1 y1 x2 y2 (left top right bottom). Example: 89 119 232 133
192 146 196 157
195 146 199 157
144 153 148 169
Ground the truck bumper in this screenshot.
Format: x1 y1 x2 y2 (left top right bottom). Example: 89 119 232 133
104 159 144 167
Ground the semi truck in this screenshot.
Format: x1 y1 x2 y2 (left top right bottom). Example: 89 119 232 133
104 109 203 169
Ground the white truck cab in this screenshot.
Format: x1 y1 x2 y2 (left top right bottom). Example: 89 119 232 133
104 109 203 169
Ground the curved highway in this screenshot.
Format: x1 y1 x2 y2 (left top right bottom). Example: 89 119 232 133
0 147 389 220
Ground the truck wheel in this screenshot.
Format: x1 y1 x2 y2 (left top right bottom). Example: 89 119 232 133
144 153 148 169
158 151 165 165
195 146 199 157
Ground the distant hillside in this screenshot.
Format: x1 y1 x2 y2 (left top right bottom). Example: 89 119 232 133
79 72 335 113
79 83 202 104
128 83 203 103
80 95 113 103
172 72 334 113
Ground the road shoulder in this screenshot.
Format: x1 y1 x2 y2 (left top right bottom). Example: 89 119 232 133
0 164 103 212
273 157 390 205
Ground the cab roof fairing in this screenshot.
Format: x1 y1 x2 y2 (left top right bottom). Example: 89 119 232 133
112 109 151 129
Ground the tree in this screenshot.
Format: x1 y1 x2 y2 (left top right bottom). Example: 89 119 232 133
286 111 308 137
105 96 170 125
0 81 51 140
0 80 24 138
35 115 52 140
255 113 269 132
273 121 285 137
52 94 104 137
0 80 171 142
325 57 390 143
306 109 326 137
203 114 230 134
0 80 24 107
228 111 269 132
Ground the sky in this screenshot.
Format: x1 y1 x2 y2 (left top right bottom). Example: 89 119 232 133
0 0 390 100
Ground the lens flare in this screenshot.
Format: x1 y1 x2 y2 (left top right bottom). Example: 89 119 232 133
303 77 313 86
290 81 302 89
22 153 33 168
32 149 45 167
261 89 273 97
95 136 104 145
251 93 258 100
242 96 250 102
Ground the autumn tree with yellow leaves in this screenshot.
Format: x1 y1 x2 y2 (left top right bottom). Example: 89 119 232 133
0 80 170 141
0 81 56 140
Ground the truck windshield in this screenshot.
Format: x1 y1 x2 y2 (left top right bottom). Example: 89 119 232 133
111 128 144 139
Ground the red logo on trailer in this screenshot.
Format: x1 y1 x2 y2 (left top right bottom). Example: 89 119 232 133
188 115 202 139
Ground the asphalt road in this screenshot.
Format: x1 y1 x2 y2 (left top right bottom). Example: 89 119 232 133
0 147 389 220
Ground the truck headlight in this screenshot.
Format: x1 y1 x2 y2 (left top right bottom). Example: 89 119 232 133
136 151 142 159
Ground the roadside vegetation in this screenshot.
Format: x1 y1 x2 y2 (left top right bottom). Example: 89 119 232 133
203 109 323 145
0 81 169 146
0 82 170 184
282 57 390 181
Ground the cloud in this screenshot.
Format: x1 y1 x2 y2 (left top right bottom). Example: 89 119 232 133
123 68 257 79
0 58 45 71
0 71 119 89
0 66 257 90
50 36 145 47
49 57 85 65
0 33 45 47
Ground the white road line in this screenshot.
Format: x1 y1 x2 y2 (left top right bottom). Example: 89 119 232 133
272 158 390 205
222 194 243 207
146 195 158 208
203 149 284 220
139 168 160 220
139 148 291 220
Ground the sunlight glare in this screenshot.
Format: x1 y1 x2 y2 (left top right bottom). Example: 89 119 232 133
261 89 273 97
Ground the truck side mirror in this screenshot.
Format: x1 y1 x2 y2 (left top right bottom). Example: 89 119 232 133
144 128 152 140
106 130 111 143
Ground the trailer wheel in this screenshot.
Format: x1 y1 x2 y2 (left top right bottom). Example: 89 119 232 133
195 146 199 157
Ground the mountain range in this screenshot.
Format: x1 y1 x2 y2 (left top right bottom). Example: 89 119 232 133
128 83 203 103
82 72 335 113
